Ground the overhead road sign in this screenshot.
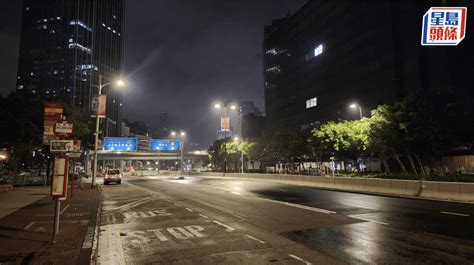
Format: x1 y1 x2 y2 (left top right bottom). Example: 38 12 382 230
103 137 138 151
150 139 181 151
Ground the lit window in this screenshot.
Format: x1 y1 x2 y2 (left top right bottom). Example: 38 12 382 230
18 85 24 89
265 66 281 73
314 44 323 57
57 17 61 20
30 72 34 76
17 76 20 79
306 97 317 109
25 7 30 11
43 25 47 29
107 27 111 30
53 70 58 75
68 43 92 54
102 23 106 27
69 20 92 32
43 19 47 22
69 38 73 43
305 44 324 61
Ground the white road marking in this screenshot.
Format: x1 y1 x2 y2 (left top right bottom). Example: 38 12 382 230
109 195 159 211
353 216 389 225
24 222 35 230
60 204 70 214
213 220 235 231
231 192 242 195
199 214 209 219
288 254 312 265
440 211 469 217
261 198 336 214
185 207 194 212
245 234 266 244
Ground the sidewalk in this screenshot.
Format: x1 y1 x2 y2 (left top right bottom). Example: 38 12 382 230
0 180 100 264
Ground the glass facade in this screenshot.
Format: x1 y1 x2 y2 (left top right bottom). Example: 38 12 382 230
16 0 125 136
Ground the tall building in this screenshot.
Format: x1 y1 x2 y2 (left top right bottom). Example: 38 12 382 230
263 0 473 132
16 0 125 136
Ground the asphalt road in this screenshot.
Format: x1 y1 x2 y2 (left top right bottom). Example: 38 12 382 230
96 174 474 264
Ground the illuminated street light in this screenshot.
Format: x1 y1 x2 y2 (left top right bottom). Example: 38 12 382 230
349 103 363 119
91 77 127 189
116 79 125 87
170 130 186 173
212 100 239 176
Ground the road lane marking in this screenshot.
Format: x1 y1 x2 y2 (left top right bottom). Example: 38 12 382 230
24 222 35 230
261 198 336 214
352 216 389 225
60 204 70 214
185 207 194 212
199 214 209 219
440 211 469 217
213 220 235 231
231 192 242 195
109 195 159 211
288 254 312 265
245 234 266 244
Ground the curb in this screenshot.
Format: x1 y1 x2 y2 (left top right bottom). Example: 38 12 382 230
77 186 102 265
0 184 14 192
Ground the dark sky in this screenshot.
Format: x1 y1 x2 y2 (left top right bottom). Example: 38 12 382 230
0 0 306 146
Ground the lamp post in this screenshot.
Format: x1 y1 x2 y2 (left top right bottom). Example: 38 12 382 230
91 78 125 188
349 103 363 119
214 101 237 176
171 131 186 173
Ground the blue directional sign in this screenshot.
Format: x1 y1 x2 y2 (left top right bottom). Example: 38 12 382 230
103 137 138 151
150 139 181 151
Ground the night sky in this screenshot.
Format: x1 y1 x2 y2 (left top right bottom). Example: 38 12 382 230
0 0 306 146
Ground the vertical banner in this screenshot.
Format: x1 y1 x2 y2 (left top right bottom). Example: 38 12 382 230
43 102 63 145
51 156 68 198
221 116 230 131
91 95 107 118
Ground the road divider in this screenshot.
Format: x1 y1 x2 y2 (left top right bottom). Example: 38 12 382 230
177 172 474 203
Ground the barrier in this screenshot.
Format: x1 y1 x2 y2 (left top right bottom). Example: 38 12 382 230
189 172 474 203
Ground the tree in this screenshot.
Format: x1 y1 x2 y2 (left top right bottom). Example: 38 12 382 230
268 130 311 171
310 119 370 160
0 91 44 173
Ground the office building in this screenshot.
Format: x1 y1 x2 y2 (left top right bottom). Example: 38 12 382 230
263 0 473 131
16 0 125 136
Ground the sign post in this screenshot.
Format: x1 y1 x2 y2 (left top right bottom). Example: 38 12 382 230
51 155 68 243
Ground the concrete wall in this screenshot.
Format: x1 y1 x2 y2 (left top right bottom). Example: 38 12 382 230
190 172 474 203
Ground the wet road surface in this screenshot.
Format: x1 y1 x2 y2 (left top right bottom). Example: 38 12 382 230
96 174 474 264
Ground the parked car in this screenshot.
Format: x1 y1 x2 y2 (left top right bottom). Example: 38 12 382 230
103 169 122 185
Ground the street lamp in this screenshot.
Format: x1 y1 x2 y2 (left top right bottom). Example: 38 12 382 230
349 103 363 119
213 100 238 176
170 130 186 173
91 78 126 188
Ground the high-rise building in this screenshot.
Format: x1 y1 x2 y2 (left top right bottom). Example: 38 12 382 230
263 0 473 132
16 0 125 136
